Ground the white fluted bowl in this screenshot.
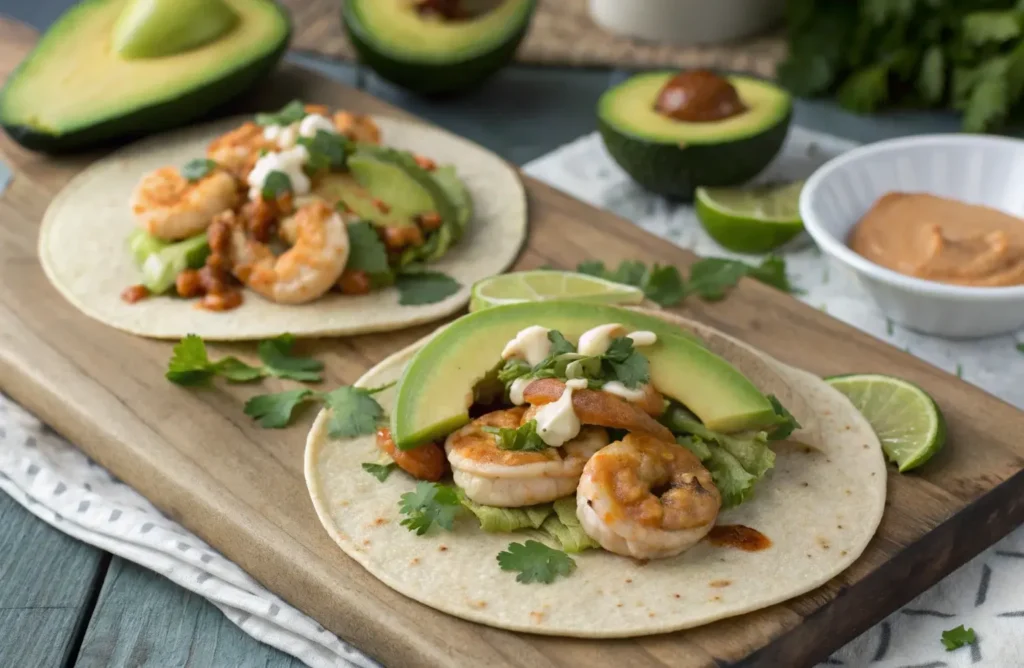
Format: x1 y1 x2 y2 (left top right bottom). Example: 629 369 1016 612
800 134 1024 339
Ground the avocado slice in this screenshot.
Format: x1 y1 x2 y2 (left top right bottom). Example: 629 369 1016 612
349 154 437 222
597 72 792 201
139 232 210 294
113 0 240 59
342 0 537 95
391 301 777 450
0 0 290 153
430 164 473 238
127 227 170 268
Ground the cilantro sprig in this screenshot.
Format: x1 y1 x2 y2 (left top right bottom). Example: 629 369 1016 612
242 382 392 430
255 100 307 127
497 540 576 584
399 482 462 535
298 130 351 173
180 158 217 182
165 334 323 386
576 256 794 306
362 462 397 482
767 395 802 441
482 420 549 452
395 270 461 305
941 624 976 651
261 171 292 200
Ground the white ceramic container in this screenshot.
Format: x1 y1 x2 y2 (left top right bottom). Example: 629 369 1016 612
800 134 1024 339
588 0 785 47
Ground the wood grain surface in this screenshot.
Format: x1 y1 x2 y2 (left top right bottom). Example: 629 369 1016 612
2 18 1024 668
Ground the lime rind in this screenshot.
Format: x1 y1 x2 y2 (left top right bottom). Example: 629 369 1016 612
825 374 946 473
470 270 645 311
695 181 805 253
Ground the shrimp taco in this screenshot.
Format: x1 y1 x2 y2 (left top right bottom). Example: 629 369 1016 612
38 101 526 340
304 301 886 637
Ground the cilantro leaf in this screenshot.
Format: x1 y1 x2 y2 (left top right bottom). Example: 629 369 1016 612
964 75 1009 134
941 625 976 651
395 271 461 306
767 395 802 441
297 130 351 171
345 221 391 276
166 334 263 386
1017 342 1024 354
255 100 306 127
687 259 750 301
547 330 576 356
497 359 532 384
482 420 550 452
180 158 217 182
257 333 324 382
605 344 649 388
641 264 686 307
243 389 316 428
261 171 292 201
748 256 796 292
610 260 647 286
963 11 1020 46
497 540 576 584
399 482 462 535
576 260 606 277
362 462 397 482
323 386 384 438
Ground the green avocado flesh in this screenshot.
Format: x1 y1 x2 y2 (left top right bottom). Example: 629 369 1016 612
135 231 209 294
342 0 536 94
113 0 239 59
391 301 776 450
597 72 792 200
348 154 436 224
0 0 289 153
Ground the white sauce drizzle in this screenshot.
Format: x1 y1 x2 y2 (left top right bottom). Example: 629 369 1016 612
263 113 337 149
248 145 311 200
501 326 552 367
602 381 649 403
533 382 582 447
577 324 626 357
509 377 532 406
627 330 658 347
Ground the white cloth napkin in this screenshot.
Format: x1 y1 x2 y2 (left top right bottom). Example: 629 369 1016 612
2 128 1023 667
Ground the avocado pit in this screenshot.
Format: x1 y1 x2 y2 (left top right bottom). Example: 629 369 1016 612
655 70 747 123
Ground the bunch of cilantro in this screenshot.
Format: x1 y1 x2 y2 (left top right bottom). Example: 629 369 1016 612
778 0 1024 132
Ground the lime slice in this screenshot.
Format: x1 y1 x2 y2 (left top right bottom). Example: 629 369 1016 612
470 270 645 312
825 374 946 473
695 181 805 253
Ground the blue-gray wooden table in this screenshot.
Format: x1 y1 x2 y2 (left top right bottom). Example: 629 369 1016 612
0 3 981 667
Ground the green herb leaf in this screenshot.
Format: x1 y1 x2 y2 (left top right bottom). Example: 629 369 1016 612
482 420 550 452
323 386 384 439
395 271 461 306
497 540 576 584
255 100 307 127
180 158 217 182
243 389 316 429
1017 342 1024 354
688 256 794 301
641 264 687 307
547 330 577 356
362 462 397 482
964 11 1021 46
918 46 946 104
964 75 1009 133
261 171 292 200
257 333 324 382
497 359 532 384
575 260 606 277
297 130 351 171
837 63 891 114
941 625 976 651
767 395 802 441
399 482 462 535
602 337 649 388
166 334 263 386
345 221 391 276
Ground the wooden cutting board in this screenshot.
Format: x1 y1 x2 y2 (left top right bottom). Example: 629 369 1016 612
2 18 1024 668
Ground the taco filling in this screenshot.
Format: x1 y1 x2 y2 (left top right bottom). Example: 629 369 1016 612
122 100 471 311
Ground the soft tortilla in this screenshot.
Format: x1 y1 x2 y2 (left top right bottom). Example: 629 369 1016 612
304 311 887 638
38 116 527 340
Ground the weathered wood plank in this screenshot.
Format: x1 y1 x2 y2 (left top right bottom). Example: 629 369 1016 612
0 490 108 668
74 558 304 668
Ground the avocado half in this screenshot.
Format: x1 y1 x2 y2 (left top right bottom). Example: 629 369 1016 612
391 301 777 450
0 0 290 153
598 72 792 200
342 0 537 95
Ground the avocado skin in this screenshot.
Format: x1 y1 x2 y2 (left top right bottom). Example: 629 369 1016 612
0 1 291 155
597 108 792 202
341 0 536 96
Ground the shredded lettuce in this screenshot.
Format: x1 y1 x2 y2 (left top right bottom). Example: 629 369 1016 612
665 404 774 509
541 497 599 553
457 491 552 532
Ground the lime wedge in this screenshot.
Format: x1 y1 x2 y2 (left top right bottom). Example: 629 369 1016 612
825 374 946 473
469 270 645 312
695 181 805 253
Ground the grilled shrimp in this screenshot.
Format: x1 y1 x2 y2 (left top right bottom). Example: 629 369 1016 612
130 166 240 241
376 428 446 482
577 432 721 559
522 378 674 442
207 121 276 181
445 407 609 507
333 111 381 144
229 200 350 304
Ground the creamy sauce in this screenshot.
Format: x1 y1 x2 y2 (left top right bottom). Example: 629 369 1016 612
627 330 657 347
501 326 551 367
533 380 584 447
848 192 1024 287
577 324 626 357
509 377 532 406
602 381 649 403
248 145 311 200
263 113 337 149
